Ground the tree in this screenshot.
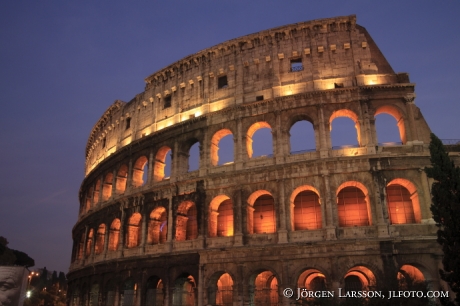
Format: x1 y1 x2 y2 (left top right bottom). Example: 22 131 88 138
425 133 460 305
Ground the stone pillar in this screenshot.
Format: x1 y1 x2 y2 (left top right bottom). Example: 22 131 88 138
235 118 245 169
103 223 110 255
118 206 126 253
96 176 103 205
277 180 288 243
281 261 290 306
404 95 417 142
273 111 284 162
233 189 244 246
166 195 174 251
322 173 337 240
198 265 204 306
318 106 330 158
82 226 88 262
419 169 433 221
111 169 117 199
141 213 147 250
126 158 133 191
199 132 208 177
147 150 154 186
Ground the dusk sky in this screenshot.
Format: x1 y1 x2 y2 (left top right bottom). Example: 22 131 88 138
1 1 459 273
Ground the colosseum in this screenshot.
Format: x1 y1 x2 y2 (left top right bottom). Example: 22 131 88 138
68 15 453 306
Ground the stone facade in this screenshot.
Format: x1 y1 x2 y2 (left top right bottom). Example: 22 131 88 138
68 15 456 306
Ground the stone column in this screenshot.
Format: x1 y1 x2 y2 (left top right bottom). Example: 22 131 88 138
118 205 126 253
141 212 147 252
322 173 337 240
233 189 244 246
126 158 133 191
404 94 417 142
277 180 288 243
147 150 154 186
419 169 433 221
103 223 110 255
235 118 245 169
111 169 117 199
318 106 330 158
166 195 174 251
198 265 204 306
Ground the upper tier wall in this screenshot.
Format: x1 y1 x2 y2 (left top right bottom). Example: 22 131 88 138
85 15 397 176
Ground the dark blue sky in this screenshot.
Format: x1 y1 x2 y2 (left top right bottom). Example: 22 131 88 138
1 1 459 273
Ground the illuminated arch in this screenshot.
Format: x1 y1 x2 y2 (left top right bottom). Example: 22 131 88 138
175 201 198 241
290 185 322 230
172 274 196 306
85 187 93 212
398 265 426 290
297 268 327 291
288 116 317 153
246 121 272 158
387 178 421 224
77 233 85 260
132 155 148 187
211 129 233 166
94 224 106 254
154 146 172 182
85 229 94 257
252 270 279 306
336 181 372 227
330 109 361 146
93 180 100 204
126 213 142 248
145 276 164 306
116 164 128 194
102 173 113 201
148 207 168 245
216 273 233 306
247 190 276 234
209 195 234 237
375 105 406 144
343 266 377 292
121 278 136 306
108 218 120 251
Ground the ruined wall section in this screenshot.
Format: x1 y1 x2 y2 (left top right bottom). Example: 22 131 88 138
85 15 399 175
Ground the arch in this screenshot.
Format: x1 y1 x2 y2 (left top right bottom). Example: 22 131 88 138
132 155 148 187
102 173 113 201
216 273 233 306
148 207 168 244
85 229 94 257
375 105 406 144
343 266 377 292
252 270 278 306
209 195 234 237
398 265 426 290
154 146 172 182
145 276 164 306
85 187 93 212
108 218 120 251
297 268 327 291
188 141 200 172
105 278 116 306
172 274 196 306
289 119 316 154
387 178 421 224
175 201 198 241
121 277 137 306
292 187 322 230
126 213 142 248
93 180 100 204
211 129 234 166
116 164 128 194
247 191 276 234
336 181 371 227
330 109 361 147
77 233 85 260
94 223 106 254
247 121 273 158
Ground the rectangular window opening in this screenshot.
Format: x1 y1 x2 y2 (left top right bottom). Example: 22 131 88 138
256 95 264 101
125 118 131 130
164 95 172 109
218 75 228 89
102 138 106 148
290 58 303 72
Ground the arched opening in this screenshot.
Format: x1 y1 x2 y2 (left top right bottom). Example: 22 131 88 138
252 271 278 306
248 191 276 234
93 180 100 204
121 278 136 306
292 188 322 230
126 213 142 248
175 201 198 241
132 156 148 187
387 179 421 224
154 146 172 182
375 105 406 144
337 182 371 227
209 195 234 237
89 283 99 306
188 142 200 172
330 110 361 148
289 120 316 154
108 218 120 251
398 265 426 290
95 224 106 254
85 229 94 257
148 207 168 245
172 274 196 306
211 129 234 166
70 287 80 306
85 187 93 212
145 277 164 306
116 164 128 194
247 122 273 158
297 269 327 291
216 273 233 306
105 279 116 306
343 266 376 292
102 173 113 201
77 233 85 260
